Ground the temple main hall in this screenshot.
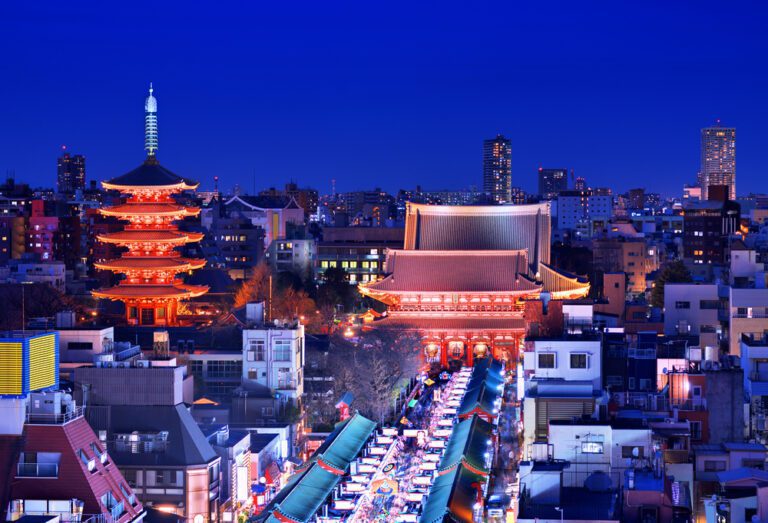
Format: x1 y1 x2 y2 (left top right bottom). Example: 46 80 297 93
92 85 208 326
359 202 589 366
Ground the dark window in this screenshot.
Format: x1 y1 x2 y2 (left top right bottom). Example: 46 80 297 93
68 342 93 350
700 300 720 310
675 301 691 309
622 446 644 458
704 460 726 472
538 353 556 369
570 353 588 369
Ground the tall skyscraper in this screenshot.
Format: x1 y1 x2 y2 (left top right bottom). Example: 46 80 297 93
699 122 736 201
538 168 568 199
483 134 512 203
56 151 86 194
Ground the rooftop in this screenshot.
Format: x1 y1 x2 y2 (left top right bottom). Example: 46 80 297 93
104 157 197 189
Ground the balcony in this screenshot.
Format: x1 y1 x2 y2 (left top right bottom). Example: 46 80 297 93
671 399 707 411
16 462 59 478
26 405 84 425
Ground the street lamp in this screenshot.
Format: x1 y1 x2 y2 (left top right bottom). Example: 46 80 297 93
555 506 564 522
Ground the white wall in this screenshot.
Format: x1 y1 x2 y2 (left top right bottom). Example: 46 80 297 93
528 339 602 390
663 283 719 336
242 324 305 401
58 327 114 363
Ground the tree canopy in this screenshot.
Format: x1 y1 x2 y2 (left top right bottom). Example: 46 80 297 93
651 260 693 309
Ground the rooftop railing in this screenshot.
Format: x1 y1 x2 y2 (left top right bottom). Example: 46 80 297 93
26 405 84 425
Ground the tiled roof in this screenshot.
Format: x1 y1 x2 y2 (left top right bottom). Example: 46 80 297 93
97 230 204 243
404 202 551 268
92 283 209 299
367 314 526 331
100 203 200 216
95 257 206 271
105 158 197 188
364 250 540 293
11 417 143 522
537 262 590 297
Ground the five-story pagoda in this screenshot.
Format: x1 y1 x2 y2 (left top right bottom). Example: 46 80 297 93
92 85 208 325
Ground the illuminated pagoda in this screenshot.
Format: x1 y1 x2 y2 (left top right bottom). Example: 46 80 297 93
359 202 589 366
92 84 208 326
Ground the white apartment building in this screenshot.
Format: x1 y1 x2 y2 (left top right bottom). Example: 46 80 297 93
548 420 652 487
523 338 602 390
663 284 721 345
730 288 768 357
242 314 305 404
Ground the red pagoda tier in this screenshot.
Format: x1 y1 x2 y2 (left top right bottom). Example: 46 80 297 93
92 157 208 325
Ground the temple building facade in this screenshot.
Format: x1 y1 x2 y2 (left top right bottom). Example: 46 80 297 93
92 85 208 326
359 202 589 367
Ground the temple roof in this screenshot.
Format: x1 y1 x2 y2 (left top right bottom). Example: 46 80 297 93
95 257 206 271
97 230 204 243
535 262 590 298
403 202 551 268
92 283 209 300
362 250 540 294
103 157 198 190
366 315 526 331
100 203 200 217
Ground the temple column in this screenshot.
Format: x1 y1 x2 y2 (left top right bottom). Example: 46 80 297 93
466 336 473 367
440 338 448 368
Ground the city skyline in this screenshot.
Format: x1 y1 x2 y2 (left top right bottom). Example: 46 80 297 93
2 2 768 197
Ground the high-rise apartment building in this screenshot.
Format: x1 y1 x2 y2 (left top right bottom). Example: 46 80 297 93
699 123 736 201
483 134 512 203
56 151 86 194
538 168 568 199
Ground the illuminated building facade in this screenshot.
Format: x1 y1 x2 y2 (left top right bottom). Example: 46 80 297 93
92 85 208 325
360 203 590 367
56 151 86 195
699 123 736 201
482 135 512 203
538 167 568 200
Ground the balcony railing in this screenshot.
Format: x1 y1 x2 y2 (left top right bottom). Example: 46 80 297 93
733 312 768 319
671 399 707 411
26 406 84 425
16 462 59 477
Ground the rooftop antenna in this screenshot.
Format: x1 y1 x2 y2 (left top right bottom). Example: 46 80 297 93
144 83 158 158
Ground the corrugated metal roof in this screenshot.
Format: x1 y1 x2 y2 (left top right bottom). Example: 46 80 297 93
419 463 485 523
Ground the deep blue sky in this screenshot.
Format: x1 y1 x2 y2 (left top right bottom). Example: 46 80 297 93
1 1 767 196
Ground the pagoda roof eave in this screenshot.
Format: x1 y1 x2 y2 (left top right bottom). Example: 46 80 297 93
99 204 201 217
92 283 209 300
94 257 207 272
101 181 199 192
96 231 205 244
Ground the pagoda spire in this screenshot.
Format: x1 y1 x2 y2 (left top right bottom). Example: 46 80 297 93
144 82 158 158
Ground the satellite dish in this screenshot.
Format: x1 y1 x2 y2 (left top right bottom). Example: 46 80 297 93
632 447 640 458
662 368 668 375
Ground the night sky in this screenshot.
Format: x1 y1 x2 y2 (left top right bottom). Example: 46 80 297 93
1 1 767 196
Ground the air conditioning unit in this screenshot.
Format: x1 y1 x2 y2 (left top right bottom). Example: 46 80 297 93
116 362 129 368
135 360 151 368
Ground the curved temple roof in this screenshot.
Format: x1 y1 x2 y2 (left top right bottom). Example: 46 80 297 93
94 257 206 272
97 230 205 244
102 157 198 191
99 203 200 217
361 249 540 294
92 283 209 300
